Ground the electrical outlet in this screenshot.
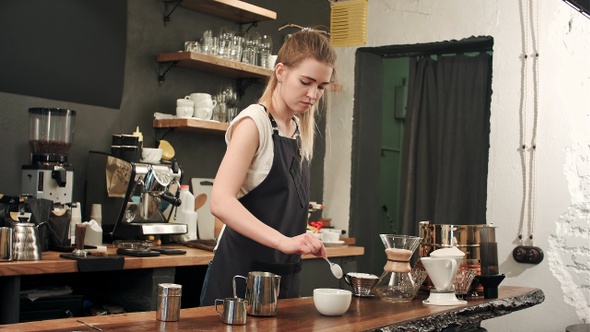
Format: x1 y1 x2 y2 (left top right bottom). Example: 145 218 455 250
512 245 544 264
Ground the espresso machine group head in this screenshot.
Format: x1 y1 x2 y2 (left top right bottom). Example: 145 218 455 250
85 151 187 240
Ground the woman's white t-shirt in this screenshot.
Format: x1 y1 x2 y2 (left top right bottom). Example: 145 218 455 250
225 104 300 198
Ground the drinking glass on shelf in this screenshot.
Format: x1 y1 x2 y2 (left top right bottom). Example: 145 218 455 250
202 30 216 55
184 41 200 53
227 107 239 122
242 31 261 65
230 35 244 62
218 26 236 59
212 101 227 123
259 35 273 68
218 84 238 108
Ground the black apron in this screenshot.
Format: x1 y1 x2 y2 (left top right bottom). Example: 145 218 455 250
201 111 310 306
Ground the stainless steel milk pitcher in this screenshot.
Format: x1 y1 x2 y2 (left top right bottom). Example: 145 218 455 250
233 271 281 316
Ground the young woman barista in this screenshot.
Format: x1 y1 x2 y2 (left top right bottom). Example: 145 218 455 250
200 29 337 305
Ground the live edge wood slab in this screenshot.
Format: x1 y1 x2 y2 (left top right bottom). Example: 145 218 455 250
1 287 543 332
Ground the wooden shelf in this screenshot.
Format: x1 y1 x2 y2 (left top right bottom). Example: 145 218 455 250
179 0 277 23
157 51 272 80
153 118 229 134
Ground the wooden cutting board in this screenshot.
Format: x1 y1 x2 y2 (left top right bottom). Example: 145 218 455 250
191 178 215 240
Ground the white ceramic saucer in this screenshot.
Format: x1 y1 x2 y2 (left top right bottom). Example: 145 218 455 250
322 240 346 247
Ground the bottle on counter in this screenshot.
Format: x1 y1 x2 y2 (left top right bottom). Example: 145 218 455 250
171 185 198 242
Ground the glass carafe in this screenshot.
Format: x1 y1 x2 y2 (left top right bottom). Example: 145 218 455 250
374 234 422 302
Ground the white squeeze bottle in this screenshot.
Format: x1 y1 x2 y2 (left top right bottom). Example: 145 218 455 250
172 185 198 242
132 126 143 148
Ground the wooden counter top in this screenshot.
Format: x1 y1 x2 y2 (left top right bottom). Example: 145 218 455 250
0 245 364 277
0 286 544 332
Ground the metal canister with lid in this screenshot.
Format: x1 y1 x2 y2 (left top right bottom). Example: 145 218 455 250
156 283 182 322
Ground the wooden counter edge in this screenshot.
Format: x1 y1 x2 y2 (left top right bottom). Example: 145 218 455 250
0 245 364 277
0 287 544 332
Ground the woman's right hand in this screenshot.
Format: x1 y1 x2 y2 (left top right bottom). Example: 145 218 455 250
277 232 327 258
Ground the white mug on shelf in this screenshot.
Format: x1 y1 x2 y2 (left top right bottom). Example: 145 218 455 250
194 107 213 120
189 93 214 102
176 106 193 118
177 96 194 108
189 93 217 114
194 99 217 109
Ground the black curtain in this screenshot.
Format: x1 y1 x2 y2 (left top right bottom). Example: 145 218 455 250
400 53 492 236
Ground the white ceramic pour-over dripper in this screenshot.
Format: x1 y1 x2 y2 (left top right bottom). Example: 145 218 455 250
421 257 466 305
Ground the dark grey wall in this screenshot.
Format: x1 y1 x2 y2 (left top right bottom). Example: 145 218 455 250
0 0 330 217
0 0 127 109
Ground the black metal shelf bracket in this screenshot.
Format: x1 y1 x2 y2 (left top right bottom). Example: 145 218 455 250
240 22 258 34
237 78 255 99
155 127 176 143
162 0 183 26
158 61 178 85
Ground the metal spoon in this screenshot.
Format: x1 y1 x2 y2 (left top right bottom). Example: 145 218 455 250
324 257 343 279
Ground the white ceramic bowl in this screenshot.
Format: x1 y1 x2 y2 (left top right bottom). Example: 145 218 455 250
313 288 352 316
142 148 163 163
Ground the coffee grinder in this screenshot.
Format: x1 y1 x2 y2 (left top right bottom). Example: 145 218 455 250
21 108 76 204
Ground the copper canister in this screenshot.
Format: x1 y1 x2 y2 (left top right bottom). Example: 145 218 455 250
418 221 486 294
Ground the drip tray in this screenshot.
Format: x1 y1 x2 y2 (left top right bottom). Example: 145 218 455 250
116 248 161 257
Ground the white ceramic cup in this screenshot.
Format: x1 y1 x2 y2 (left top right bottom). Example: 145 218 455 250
313 288 352 316
194 107 213 120
177 96 194 108
322 232 340 242
176 106 193 118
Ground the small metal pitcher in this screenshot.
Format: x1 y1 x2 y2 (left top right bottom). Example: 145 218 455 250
215 297 247 325
233 271 281 316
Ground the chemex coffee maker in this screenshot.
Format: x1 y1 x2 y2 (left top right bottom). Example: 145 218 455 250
21 108 76 204
85 151 187 240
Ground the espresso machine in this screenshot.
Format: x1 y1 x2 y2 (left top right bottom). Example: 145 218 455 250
21 108 76 204
85 151 187 240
